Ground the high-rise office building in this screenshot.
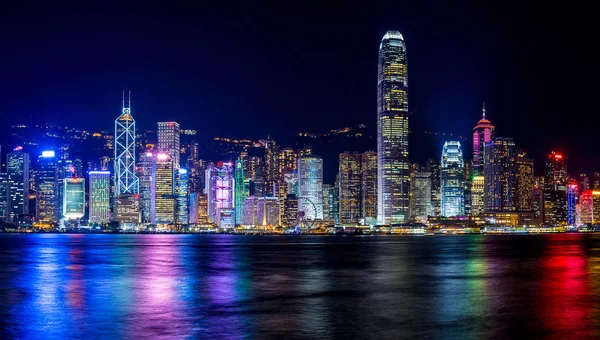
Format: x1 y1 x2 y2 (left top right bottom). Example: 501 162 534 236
410 172 432 223
115 92 139 196
543 151 568 225
322 184 331 220
297 155 323 221
138 152 156 224
175 168 188 225
63 178 85 220
426 158 441 216
206 162 235 228
115 194 140 225
157 121 181 169
338 152 361 223
189 192 209 225
0 173 10 221
580 174 591 191
567 183 578 225
263 136 278 196
36 151 58 223
580 190 593 224
471 175 485 215
283 194 299 227
7 151 30 221
516 155 535 212
89 171 110 223
440 141 465 217
155 154 175 225
484 137 517 212
361 151 377 223
234 160 246 225
472 103 495 175
377 30 409 224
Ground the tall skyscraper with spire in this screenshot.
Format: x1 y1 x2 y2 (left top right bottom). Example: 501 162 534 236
472 103 495 175
114 91 139 195
377 30 409 224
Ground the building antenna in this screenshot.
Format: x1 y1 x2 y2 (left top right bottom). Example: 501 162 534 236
482 102 486 119
122 90 125 111
128 90 131 109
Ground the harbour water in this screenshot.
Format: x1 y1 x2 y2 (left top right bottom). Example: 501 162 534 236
1 233 600 339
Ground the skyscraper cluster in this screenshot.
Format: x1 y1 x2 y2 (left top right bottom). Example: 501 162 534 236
0 30 592 231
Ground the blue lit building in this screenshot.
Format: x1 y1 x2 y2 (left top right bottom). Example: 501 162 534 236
567 183 577 225
175 168 188 225
36 151 59 223
441 141 465 217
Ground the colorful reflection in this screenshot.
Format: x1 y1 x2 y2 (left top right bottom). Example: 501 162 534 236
538 235 593 338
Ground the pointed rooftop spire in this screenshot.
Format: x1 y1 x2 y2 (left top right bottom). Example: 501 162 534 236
482 102 486 119
128 90 131 109
122 90 125 110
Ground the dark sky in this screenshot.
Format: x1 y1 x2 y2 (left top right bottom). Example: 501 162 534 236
1 2 596 175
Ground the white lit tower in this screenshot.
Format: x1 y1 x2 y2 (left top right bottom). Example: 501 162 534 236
114 91 139 195
377 31 409 224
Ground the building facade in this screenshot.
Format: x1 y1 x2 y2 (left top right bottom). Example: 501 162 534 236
440 141 464 217
36 151 58 223
175 168 188 225
377 30 409 224
206 162 235 228
63 178 85 220
7 151 30 221
89 171 110 223
155 154 175 225
157 121 181 169
297 155 324 221
484 137 517 212
410 172 432 223
339 152 361 223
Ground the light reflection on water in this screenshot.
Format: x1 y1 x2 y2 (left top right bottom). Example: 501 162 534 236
2 234 600 338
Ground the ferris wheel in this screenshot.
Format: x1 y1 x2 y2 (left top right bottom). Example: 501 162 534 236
295 197 317 230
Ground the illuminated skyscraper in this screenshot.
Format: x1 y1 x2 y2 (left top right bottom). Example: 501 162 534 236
472 103 495 175
63 178 85 220
580 190 593 224
175 168 188 225
155 154 175 225
206 162 235 228
7 151 30 221
580 174 590 191
157 122 181 169
36 151 58 223
89 171 110 223
234 160 246 225
567 183 578 225
516 154 535 212
361 151 377 223
377 30 409 224
0 173 10 221
138 152 156 224
297 155 323 221
115 91 139 195
410 172 432 223
543 151 568 225
441 141 464 217
471 175 485 215
484 137 517 212
426 158 441 216
263 136 278 195
339 152 361 223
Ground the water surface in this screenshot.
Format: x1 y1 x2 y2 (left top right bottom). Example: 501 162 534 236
1 233 600 339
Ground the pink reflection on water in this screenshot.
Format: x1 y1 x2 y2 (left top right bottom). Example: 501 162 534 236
126 235 192 339
538 236 592 338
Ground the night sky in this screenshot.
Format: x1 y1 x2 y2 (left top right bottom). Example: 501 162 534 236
1 2 596 175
